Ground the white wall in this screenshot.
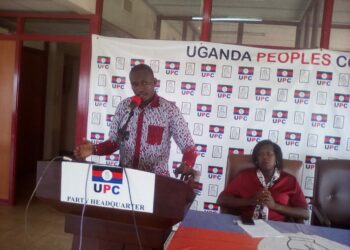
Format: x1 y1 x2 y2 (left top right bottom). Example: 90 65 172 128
103 0 156 39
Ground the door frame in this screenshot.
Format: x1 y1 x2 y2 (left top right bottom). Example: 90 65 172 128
0 0 103 205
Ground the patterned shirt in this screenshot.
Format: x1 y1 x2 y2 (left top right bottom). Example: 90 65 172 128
106 94 196 175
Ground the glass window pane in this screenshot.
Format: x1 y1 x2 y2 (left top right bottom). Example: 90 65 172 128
186 21 200 41
160 20 183 41
211 23 238 44
159 20 201 41
330 0 350 51
0 17 16 34
102 0 202 40
24 19 89 36
309 0 324 48
243 24 296 47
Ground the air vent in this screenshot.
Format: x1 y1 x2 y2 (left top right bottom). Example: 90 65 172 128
123 0 133 13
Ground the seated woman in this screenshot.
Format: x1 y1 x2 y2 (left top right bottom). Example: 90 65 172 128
217 140 309 222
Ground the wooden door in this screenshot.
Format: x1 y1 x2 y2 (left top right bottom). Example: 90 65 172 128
16 47 48 175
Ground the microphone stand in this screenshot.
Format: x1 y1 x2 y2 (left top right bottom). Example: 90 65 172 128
118 108 135 141
118 106 137 168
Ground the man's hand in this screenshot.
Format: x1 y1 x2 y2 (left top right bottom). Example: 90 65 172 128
73 138 94 161
174 163 195 182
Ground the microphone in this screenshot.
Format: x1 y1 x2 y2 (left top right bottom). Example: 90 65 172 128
129 95 142 110
118 96 142 141
62 156 73 162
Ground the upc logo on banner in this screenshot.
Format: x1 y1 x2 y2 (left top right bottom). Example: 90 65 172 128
305 155 321 169
130 58 145 67
106 114 114 126
92 165 123 195
238 66 254 80
193 181 203 195
201 64 216 78
97 56 110 69
294 90 310 104
246 128 262 142
285 132 301 146
155 79 160 92
203 202 219 213
105 154 120 166
272 110 288 124
94 94 108 107
111 76 126 89
181 82 196 95
197 104 212 117
324 136 341 150
334 93 349 108
316 71 332 86
165 61 180 75
91 132 105 144
277 68 293 83
207 166 223 180
255 87 271 101
311 113 327 128
195 144 207 157
172 161 182 174
209 125 224 139
217 84 232 98
229 148 244 155
234 107 249 121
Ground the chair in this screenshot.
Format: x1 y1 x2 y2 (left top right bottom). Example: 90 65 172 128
311 159 350 229
221 154 303 215
224 154 303 188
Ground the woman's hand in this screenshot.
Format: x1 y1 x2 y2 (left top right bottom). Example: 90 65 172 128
261 190 276 209
252 190 267 206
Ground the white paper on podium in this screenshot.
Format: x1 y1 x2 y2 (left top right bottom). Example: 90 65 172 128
60 162 155 213
238 219 283 238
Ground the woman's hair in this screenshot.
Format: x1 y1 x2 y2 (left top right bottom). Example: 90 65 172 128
252 140 283 170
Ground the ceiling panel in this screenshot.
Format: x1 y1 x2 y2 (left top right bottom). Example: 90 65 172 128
145 0 310 22
0 0 71 12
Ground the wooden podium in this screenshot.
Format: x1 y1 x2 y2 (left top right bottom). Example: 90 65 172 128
36 161 195 250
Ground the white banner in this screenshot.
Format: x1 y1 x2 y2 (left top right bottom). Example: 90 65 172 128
88 35 350 212
61 161 155 213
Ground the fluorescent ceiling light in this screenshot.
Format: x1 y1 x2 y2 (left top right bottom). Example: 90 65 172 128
192 17 262 22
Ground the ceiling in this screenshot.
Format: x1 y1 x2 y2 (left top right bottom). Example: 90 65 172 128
144 0 311 22
0 0 320 22
0 0 349 40
0 0 94 13
0 0 349 23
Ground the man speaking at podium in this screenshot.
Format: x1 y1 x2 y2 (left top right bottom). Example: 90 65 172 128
74 64 197 181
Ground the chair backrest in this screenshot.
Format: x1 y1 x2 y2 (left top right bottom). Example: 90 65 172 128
312 160 350 229
225 154 303 188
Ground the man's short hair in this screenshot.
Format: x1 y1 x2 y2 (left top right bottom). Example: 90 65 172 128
130 64 154 78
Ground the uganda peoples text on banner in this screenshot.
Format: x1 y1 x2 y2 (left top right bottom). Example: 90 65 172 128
88 35 350 213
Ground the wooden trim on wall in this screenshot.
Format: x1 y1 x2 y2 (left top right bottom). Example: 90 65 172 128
0 41 16 202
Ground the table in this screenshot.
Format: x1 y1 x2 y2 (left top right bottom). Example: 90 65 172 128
167 210 350 250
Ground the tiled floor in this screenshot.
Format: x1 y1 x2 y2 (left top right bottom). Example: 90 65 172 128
0 175 73 250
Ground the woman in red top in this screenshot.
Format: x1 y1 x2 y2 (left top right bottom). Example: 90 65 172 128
217 140 309 222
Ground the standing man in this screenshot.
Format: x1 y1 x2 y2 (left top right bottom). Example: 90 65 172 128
74 64 197 180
